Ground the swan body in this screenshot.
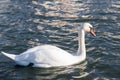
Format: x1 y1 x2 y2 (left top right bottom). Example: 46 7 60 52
1 23 96 68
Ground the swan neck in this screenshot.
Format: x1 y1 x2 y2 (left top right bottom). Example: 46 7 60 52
77 28 86 57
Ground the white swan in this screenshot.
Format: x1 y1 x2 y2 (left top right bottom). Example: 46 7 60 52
1 23 96 68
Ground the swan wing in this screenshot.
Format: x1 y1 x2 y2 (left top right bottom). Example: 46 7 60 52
15 45 78 67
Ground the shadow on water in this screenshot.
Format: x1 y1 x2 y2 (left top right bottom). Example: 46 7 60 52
0 59 88 80
0 0 120 80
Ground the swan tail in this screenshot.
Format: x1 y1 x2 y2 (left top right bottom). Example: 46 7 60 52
1 51 17 60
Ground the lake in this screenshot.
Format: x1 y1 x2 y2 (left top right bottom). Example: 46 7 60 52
0 0 120 80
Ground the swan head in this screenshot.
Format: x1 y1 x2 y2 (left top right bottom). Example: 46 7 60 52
82 23 96 36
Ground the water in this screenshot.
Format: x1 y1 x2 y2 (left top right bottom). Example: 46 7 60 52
0 0 120 80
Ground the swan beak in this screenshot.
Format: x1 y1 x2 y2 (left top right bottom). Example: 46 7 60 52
90 28 96 36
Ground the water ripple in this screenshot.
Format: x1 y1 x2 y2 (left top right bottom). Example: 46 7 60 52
0 0 120 80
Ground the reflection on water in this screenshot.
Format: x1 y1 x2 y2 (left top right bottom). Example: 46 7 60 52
0 0 120 80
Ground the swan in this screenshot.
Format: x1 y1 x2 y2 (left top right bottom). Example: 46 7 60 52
1 23 96 68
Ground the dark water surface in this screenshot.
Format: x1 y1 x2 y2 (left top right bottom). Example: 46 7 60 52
0 0 120 80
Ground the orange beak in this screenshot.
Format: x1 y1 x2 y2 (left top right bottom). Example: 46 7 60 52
90 28 96 37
